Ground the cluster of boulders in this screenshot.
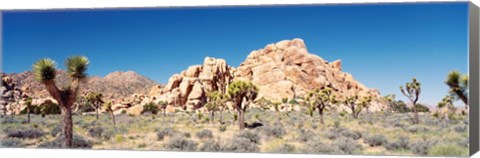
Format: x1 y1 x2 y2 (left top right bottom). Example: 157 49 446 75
144 38 386 113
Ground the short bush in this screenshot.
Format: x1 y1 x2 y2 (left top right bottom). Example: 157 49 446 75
183 132 191 138
164 136 198 151
220 137 259 152
156 127 175 141
218 125 227 132
453 125 467 133
296 129 315 142
458 138 469 148
237 130 261 144
50 125 62 137
409 138 438 156
0 138 25 147
363 134 387 147
5 127 45 139
262 126 285 138
38 135 93 148
143 102 159 115
385 136 410 151
199 140 221 152
428 144 468 157
87 126 104 139
405 125 429 133
301 138 338 154
195 129 213 139
272 143 296 153
332 137 361 154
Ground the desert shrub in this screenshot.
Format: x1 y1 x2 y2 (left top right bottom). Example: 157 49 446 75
262 126 285 138
87 126 104 139
405 125 429 133
458 138 469 148
385 136 410 151
218 125 227 132
164 136 198 151
237 130 261 144
0 138 25 147
332 137 361 154
296 129 315 142
453 125 467 133
38 134 93 148
301 138 337 154
5 127 45 139
50 125 62 137
195 129 213 139
199 140 221 152
272 143 296 153
409 138 438 156
156 127 175 141
183 132 191 138
221 137 259 152
428 144 468 156
325 127 361 140
143 102 159 115
363 134 387 147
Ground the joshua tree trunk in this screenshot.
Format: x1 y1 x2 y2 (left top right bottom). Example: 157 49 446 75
110 111 116 129
455 91 468 108
96 106 99 120
219 110 224 124
318 106 324 124
60 105 73 147
238 110 245 130
409 98 419 124
210 111 215 122
27 104 31 123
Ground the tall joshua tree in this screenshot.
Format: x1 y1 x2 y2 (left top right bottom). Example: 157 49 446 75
306 87 337 124
344 94 372 119
103 101 116 128
25 97 33 123
445 71 468 108
206 91 223 122
227 80 258 130
85 92 104 120
158 100 168 116
33 56 89 148
400 78 421 124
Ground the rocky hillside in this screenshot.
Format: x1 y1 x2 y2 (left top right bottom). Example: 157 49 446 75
150 38 385 111
5 70 158 101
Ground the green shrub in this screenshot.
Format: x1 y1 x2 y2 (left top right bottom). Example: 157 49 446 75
262 126 285 138
221 137 259 152
199 140 221 151
0 138 25 147
364 134 387 147
38 134 93 148
218 125 227 132
332 137 361 154
164 136 198 151
195 129 213 139
409 138 438 156
143 102 159 115
272 143 296 153
428 144 468 156
5 127 45 139
237 130 261 144
385 136 410 151
156 127 176 141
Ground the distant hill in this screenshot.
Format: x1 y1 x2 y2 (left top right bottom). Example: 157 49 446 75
5 70 158 100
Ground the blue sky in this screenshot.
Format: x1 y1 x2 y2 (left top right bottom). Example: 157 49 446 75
1 2 468 105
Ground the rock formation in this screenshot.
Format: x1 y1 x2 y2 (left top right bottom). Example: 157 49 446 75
150 38 385 112
150 57 235 111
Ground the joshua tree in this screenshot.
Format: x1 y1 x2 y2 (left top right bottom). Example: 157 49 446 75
400 78 421 124
305 87 337 124
227 80 258 130
437 95 456 126
85 92 104 120
32 56 89 148
158 100 168 116
25 97 33 123
103 101 116 128
343 94 372 119
445 71 468 108
206 91 225 122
